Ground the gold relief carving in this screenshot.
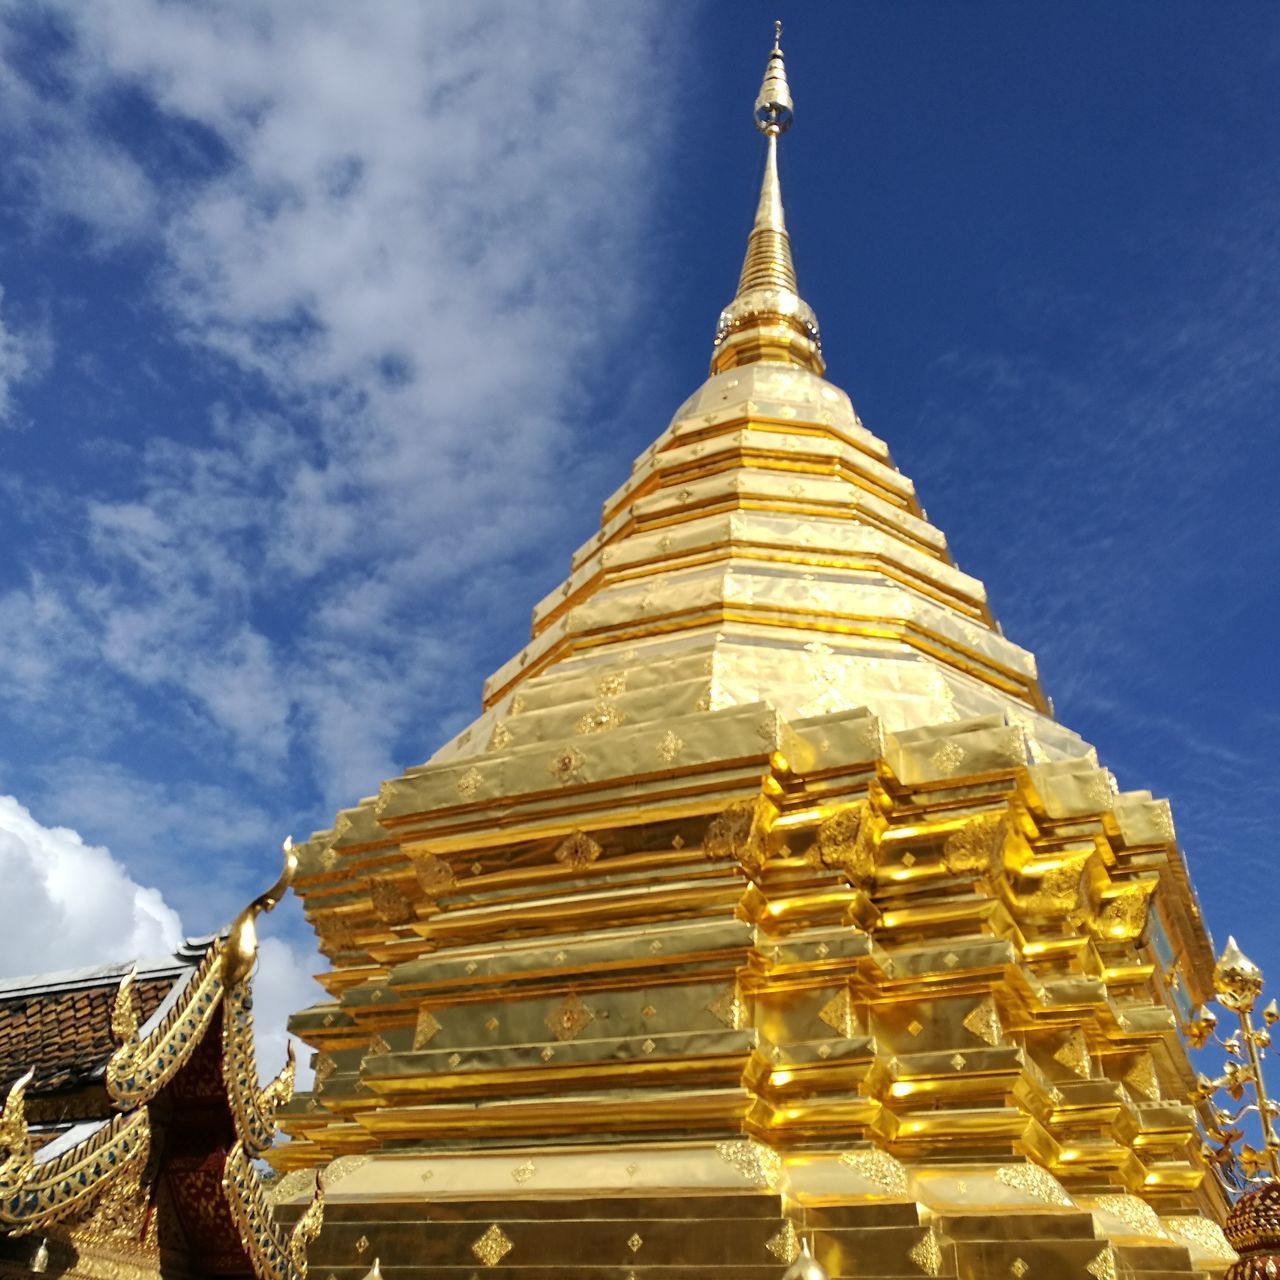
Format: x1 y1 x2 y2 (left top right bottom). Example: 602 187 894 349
1161 1216 1235 1260
575 700 624 734
1123 1056 1160 1101
1091 1194 1163 1237
70 1134 151 1251
1097 885 1150 941
222 982 295 1158
819 988 857 1038
490 723 512 749
456 767 483 800
1151 803 1176 842
314 1055 336 1087
627 1232 643 1253
657 729 684 763
413 854 456 898
715 1140 781 1189
994 1163 1073 1207
511 693 527 713
315 915 357 954
950 1053 966 1071
1033 862 1086 911
366 1034 391 1057
2 1107 151 1233
810 801 878 882
356 1235 370 1254
540 1046 555 1061
929 739 966 776
908 1228 944 1276
107 945 223 1108
1053 1029 1091 1079
1010 1261 1029 1279
510 1161 535 1184
554 830 602 871
484 1016 499 1032
962 996 1002 1047
545 993 595 1042
703 795 776 872
223 1139 324 1280
472 1224 513 1267
706 982 749 1030
907 1020 923 1037
375 779 396 815
597 672 626 697
765 1220 801 1263
413 1007 442 1049
943 812 1007 877
838 1149 909 1197
1085 1248 1117 1280
548 746 586 784
367 878 415 926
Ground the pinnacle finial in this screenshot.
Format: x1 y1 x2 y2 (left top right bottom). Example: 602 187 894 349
754 21 793 134
711 23 821 375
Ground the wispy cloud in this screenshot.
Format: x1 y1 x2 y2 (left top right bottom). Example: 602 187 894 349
0 2 683 919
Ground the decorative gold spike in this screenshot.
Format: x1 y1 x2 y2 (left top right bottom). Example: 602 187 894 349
712 22 822 375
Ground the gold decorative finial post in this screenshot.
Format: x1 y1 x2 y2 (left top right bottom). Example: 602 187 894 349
711 23 822 376
1190 934 1280 1183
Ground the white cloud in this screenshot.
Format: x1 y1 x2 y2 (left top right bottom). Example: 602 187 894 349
0 794 182 974
0 285 44 422
0 792 320 1086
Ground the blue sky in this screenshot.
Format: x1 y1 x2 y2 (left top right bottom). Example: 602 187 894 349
0 2 1278 1052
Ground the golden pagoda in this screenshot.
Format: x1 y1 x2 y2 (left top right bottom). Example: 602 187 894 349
271 25 1240 1279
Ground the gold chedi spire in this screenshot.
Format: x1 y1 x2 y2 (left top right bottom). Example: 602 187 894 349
712 22 823 377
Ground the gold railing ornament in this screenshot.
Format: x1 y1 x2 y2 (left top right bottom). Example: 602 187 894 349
1188 935 1280 1186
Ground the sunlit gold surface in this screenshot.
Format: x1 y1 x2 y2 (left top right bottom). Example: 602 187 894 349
273 24 1235 1280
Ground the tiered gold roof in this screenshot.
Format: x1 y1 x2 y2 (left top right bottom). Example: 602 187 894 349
276 28 1237 1280
430 25 1082 773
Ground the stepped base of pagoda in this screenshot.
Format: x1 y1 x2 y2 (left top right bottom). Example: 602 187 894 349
271 1148 1235 1278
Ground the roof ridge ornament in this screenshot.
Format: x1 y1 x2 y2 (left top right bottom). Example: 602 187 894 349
711 22 823 377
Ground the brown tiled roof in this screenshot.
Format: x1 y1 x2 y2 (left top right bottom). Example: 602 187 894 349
0 975 177 1093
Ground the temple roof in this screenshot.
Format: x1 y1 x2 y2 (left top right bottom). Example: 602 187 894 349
0 936 213 1098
